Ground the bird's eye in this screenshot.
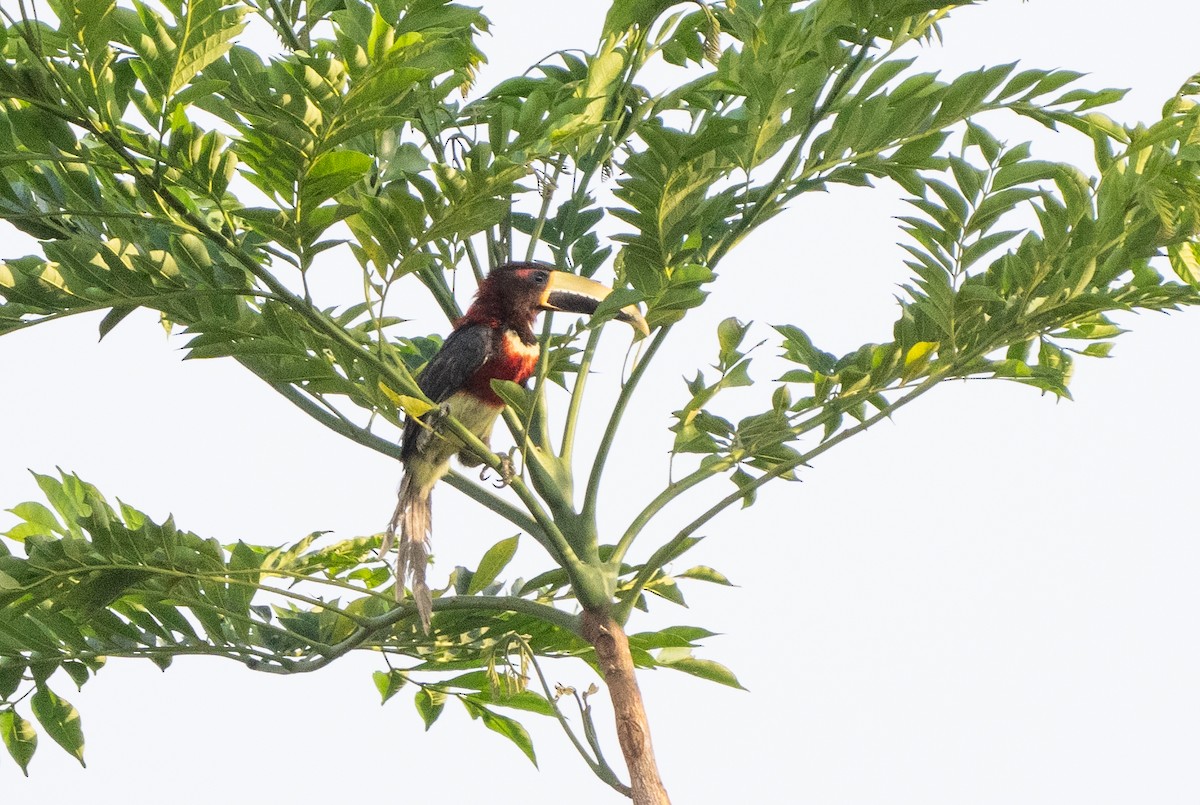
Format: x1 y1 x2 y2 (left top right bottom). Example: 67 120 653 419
533 270 549 285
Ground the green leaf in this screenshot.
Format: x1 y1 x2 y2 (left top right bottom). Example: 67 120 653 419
655 649 746 690
0 708 37 776
98 305 137 339
603 0 675 36
167 0 248 98
0 657 24 699
30 687 84 767
960 229 1022 270
414 688 445 731
1169 241 1200 286
472 690 556 718
591 287 645 326
490 379 533 420
965 121 1002 162
4 501 63 541
716 316 750 366
467 536 519 595
61 662 90 691
303 150 373 207
460 698 537 766
372 669 407 704
644 574 686 606
677 566 733 586
730 468 757 508
1077 342 1114 358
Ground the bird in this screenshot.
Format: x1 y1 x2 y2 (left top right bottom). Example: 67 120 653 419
384 261 650 631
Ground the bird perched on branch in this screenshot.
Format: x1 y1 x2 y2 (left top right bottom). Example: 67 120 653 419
385 261 649 631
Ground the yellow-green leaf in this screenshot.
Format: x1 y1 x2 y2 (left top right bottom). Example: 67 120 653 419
372 669 407 704
904 341 938 365
0 708 37 776
30 687 84 767
467 536 519 595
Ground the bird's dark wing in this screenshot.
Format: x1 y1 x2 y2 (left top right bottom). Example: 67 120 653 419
417 324 495 401
401 324 494 460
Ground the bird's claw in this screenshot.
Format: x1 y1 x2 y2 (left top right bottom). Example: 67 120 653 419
480 448 517 488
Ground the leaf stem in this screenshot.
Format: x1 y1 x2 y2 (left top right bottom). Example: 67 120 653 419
608 456 735 569
266 381 555 543
525 157 566 262
582 326 669 524
613 370 949 624
276 594 584 675
262 0 303 51
443 470 545 540
561 326 603 464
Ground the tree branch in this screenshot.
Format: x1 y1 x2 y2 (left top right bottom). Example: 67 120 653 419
582 609 670 804
519 635 632 796
613 370 950 624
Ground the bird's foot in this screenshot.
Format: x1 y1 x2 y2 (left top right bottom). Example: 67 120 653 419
480 447 517 488
413 402 453 453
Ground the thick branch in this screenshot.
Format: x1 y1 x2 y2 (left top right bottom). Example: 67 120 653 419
582 609 670 805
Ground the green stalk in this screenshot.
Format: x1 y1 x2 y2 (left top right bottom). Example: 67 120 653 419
266 381 404 454
0 289 276 335
269 381 551 549
262 0 303 51
581 326 669 524
561 326 604 464
246 594 585 675
524 157 566 263
443 470 543 541
411 115 486 288
45 644 295 672
464 237 487 285
613 370 950 624
433 415 580 569
607 456 735 569
419 250 464 321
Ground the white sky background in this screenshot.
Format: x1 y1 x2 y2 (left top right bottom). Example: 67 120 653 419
3 1 1200 803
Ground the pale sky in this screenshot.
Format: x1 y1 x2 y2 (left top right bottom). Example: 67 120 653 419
4 1 1200 803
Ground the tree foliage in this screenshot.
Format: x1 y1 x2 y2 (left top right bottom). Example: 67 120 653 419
1 0 1198 794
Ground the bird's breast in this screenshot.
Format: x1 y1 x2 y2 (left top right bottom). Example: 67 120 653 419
463 328 540 404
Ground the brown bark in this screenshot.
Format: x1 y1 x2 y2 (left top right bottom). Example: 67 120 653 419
582 609 671 805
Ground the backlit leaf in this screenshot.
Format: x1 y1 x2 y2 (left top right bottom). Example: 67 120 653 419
30 687 84 767
461 698 537 766
655 650 746 690
372 669 407 704
414 688 445 731
467 536 519 595
0 708 37 776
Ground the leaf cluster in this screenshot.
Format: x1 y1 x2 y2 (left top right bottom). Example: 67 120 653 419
0 471 738 770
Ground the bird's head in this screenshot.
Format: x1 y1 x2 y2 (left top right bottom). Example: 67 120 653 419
469 262 649 337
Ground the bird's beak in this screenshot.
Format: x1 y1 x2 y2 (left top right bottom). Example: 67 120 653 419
539 272 650 336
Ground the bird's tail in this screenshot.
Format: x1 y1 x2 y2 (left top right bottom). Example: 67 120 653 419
384 472 433 632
